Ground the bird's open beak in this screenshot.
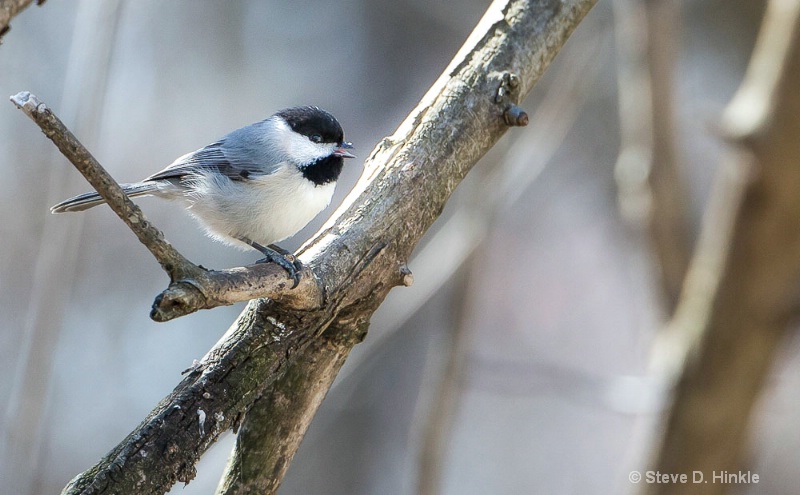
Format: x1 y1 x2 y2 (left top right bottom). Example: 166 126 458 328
334 141 356 159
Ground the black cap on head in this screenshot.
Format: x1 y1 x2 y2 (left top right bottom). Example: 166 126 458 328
276 106 345 145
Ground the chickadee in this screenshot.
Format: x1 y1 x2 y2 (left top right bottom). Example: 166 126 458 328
51 106 355 286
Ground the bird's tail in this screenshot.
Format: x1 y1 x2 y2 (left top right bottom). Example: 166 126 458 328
51 182 160 213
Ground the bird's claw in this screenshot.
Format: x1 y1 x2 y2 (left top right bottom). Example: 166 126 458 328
242 239 302 289
256 252 302 289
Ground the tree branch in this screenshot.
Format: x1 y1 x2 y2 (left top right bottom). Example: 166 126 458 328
10 0 600 493
214 322 359 495
646 0 800 493
214 1 596 494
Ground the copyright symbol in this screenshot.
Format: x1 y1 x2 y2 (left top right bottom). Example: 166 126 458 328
629 471 642 483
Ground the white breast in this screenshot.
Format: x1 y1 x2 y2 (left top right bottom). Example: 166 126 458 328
182 166 335 249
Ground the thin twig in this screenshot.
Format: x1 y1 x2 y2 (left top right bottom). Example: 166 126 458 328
10 91 194 278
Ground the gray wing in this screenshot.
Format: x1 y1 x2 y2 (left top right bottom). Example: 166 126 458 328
145 120 285 183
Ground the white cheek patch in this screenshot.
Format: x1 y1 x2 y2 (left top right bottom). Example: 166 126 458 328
272 119 336 165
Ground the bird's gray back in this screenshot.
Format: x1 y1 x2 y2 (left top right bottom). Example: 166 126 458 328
146 118 287 183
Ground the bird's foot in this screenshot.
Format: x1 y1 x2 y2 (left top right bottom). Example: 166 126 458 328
254 245 301 288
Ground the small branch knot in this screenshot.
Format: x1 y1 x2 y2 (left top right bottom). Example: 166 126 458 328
504 105 529 126
494 72 520 103
494 72 528 127
10 91 47 117
399 264 414 287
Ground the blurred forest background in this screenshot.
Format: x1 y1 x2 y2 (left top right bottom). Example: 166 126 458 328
2 0 798 494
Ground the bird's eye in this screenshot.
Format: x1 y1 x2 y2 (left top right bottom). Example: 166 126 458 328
310 134 322 143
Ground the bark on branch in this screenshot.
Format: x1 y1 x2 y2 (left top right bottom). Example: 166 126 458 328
646 0 800 493
11 0 597 493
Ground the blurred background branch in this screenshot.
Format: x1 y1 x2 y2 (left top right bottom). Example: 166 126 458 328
647 0 800 492
0 4 122 494
612 0 691 314
0 0 37 39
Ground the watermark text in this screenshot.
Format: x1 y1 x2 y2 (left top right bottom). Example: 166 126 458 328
628 470 760 485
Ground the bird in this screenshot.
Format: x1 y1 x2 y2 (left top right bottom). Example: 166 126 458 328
51 106 355 287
